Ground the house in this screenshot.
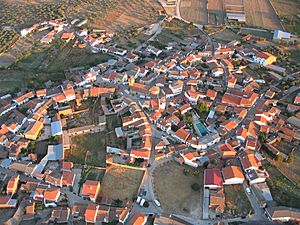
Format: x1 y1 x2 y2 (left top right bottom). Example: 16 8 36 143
173 128 190 143
125 52 139 63
146 46 162 56
240 151 261 171
50 207 71 223
273 30 291 40
85 204 99 223
61 32 75 42
180 151 201 168
36 89 47 98
266 207 300 223
81 180 100 202
14 92 34 105
253 52 276 66
51 120 62 136
209 189 225 218
62 161 73 171
44 188 61 207
218 143 236 159
118 208 130 224
127 212 148 225
222 166 245 185
7 174 20 195
63 88 76 101
0 196 18 208
294 94 300 105
24 120 44 140
204 169 223 189
245 168 268 184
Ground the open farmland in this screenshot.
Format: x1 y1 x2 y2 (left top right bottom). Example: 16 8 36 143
100 164 145 201
180 0 208 25
208 0 225 25
65 0 162 31
244 0 282 30
270 0 300 34
153 160 203 219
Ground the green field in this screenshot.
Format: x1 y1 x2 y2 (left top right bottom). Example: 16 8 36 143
289 48 300 63
264 162 300 208
69 132 107 167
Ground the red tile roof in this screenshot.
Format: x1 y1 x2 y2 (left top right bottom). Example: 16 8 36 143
204 169 223 187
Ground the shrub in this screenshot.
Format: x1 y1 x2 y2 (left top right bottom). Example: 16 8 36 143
276 154 283 162
191 183 200 191
183 168 191 176
193 170 200 176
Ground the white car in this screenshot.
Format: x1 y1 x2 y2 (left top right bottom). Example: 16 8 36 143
246 187 251 194
154 199 161 207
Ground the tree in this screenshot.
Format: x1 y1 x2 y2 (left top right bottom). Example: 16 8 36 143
198 102 209 113
203 161 209 169
191 183 200 191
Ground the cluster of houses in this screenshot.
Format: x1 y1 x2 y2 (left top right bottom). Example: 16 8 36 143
0 16 299 224
20 18 114 47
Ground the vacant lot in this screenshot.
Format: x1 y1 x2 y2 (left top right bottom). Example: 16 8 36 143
69 132 106 167
289 47 300 63
100 164 145 200
265 162 300 208
86 168 105 182
240 28 274 40
0 69 64 95
180 0 208 24
245 0 282 30
106 114 122 131
208 0 224 25
271 150 300 187
224 185 253 218
211 29 241 42
156 19 201 46
153 160 203 219
46 44 111 72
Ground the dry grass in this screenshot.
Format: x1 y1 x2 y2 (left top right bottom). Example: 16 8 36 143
269 149 300 187
244 0 282 30
211 29 241 42
69 132 107 167
153 160 203 219
180 0 208 24
100 164 145 200
65 0 162 31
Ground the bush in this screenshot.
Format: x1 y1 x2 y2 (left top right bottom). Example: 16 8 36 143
193 170 200 176
191 183 200 191
183 168 191 176
276 154 283 162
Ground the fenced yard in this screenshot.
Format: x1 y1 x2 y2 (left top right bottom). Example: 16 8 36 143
100 164 145 201
68 132 107 167
153 160 203 219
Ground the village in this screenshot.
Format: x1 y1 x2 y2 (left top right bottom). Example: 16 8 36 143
0 12 299 225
